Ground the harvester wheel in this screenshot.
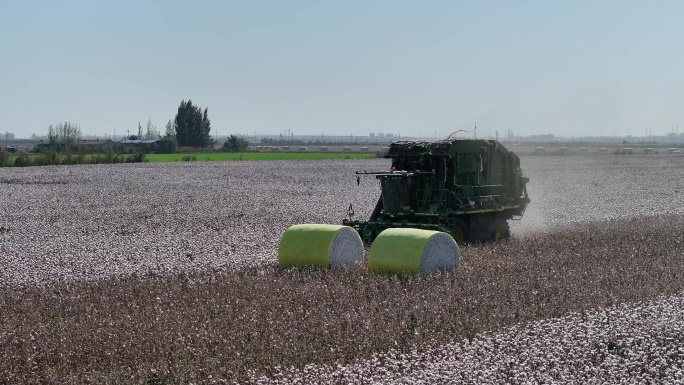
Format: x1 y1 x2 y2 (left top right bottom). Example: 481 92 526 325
492 219 511 241
449 219 468 244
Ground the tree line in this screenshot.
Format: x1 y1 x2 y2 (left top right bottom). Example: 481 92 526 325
39 99 251 154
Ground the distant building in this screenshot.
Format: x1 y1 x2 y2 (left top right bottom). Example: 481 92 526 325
120 139 159 146
530 134 555 139
120 139 159 151
78 139 116 150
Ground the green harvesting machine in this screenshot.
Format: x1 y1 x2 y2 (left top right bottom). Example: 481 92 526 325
343 138 530 243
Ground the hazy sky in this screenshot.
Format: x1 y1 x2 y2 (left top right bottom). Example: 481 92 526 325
2 1 683 139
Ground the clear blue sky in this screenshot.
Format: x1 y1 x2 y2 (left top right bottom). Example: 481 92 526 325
2 0 683 139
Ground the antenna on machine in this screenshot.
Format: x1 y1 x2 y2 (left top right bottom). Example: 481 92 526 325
446 123 479 141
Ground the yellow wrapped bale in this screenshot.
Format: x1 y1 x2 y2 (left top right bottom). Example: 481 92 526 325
368 228 460 274
278 224 364 268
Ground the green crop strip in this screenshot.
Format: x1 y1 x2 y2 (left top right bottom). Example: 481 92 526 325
145 152 376 162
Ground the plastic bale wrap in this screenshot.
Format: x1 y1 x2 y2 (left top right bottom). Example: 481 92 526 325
278 224 364 268
368 228 460 274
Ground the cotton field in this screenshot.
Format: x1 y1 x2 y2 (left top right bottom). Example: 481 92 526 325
1 156 683 286
1 155 684 383
254 293 684 384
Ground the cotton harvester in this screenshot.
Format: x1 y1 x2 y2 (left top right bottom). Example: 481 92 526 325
343 138 530 243
278 137 530 275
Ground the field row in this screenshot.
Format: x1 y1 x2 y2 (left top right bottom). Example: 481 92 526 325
261 290 684 384
2 217 684 383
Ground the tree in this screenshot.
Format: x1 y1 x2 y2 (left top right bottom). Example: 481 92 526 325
165 119 176 138
144 119 160 140
157 136 178 154
174 100 213 147
223 135 249 152
48 122 82 147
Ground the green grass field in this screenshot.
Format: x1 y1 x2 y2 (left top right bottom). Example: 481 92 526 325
145 152 376 162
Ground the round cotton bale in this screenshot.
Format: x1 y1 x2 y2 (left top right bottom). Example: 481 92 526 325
343 146 352 153
282 146 291 151
278 224 363 268
319 146 329 152
298 146 308 152
360 147 369 152
367 228 460 275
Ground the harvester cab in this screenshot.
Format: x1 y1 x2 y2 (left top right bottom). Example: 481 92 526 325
343 138 530 243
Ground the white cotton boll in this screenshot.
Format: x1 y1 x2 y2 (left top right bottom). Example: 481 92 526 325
247 293 684 384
